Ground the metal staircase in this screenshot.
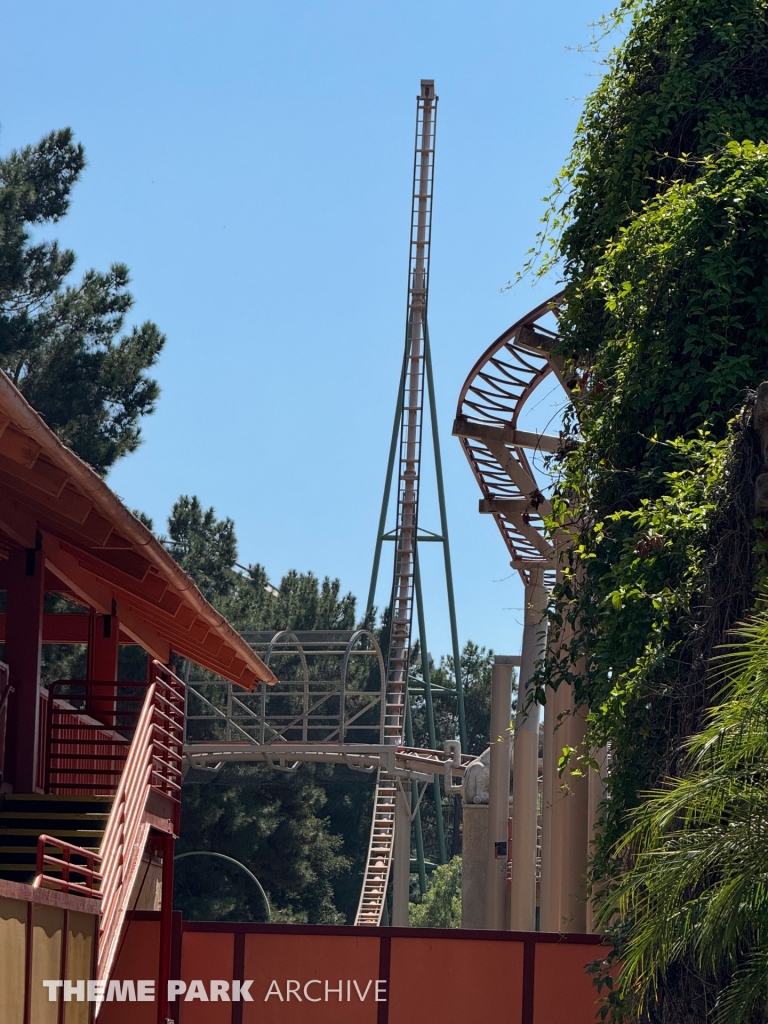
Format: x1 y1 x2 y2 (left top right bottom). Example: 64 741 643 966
0 794 110 884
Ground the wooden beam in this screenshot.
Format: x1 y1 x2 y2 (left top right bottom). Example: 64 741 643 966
43 537 171 661
42 535 113 616
0 453 68 498
5 544 44 791
0 426 42 469
0 497 40 549
0 479 103 548
113 604 172 664
0 613 134 643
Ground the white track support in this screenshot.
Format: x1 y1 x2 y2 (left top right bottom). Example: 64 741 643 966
455 293 604 934
392 783 412 926
585 746 608 933
486 656 516 930
510 571 547 930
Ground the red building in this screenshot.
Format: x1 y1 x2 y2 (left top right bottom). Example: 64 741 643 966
0 370 276 1023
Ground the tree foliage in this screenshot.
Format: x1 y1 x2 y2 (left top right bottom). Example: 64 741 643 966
608 609 768 1023
409 857 462 929
0 128 164 472
167 495 372 924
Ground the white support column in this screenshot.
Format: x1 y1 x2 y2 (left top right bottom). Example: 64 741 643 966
510 571 547 931
392 784 411 926
541 680 588 933
585 746 608 933
560 701 588 933
539 688 555 930
486 656 515 930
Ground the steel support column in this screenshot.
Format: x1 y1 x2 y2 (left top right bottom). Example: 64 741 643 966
539 685 555 931
392 784 411 926
157 832 175 1024
540 676 588 933
585 747 608 933
87 609 119 727
510 572 547 931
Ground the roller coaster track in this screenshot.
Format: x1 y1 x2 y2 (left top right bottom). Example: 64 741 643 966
453 293 567 587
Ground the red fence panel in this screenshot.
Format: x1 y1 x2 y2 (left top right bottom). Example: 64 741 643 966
100 917 608 1024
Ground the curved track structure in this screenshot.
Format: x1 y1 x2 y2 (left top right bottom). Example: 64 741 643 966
453 293 566 586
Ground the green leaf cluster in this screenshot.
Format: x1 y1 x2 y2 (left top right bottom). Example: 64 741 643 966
607 610 768 1023
409 857 462 929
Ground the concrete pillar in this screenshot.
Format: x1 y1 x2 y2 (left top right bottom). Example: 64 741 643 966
559 702 589 932
510 572 547 931
542 678 588 933
5 544 45 792
486 656 514 930
540 671 575 931
461 803 488 928
585 747 608 933
539 688 555 930
392 784 411 926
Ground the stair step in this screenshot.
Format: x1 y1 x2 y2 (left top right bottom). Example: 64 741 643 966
1 796 113 814
0 828 104 838
0 815 109 823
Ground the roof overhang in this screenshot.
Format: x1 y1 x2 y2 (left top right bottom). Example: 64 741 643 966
0 372 276 690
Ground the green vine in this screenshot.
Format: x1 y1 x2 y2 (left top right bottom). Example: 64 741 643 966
534 0 768 891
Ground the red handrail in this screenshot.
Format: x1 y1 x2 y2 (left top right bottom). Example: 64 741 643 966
34 834 103 900
96 661 185 985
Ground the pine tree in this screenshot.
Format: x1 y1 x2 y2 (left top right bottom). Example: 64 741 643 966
0 128 164 473
165 495 373 923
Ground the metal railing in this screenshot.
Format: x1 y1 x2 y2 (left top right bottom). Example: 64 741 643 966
0 661 12 784
185 629 385 748
34 834 103 900
41 683 133 794
95 661 185 984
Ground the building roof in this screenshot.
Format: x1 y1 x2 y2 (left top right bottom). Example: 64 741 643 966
0 372 276 690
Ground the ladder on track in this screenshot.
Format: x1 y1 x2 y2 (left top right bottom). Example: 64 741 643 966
355 772 397 925
355 80 437 927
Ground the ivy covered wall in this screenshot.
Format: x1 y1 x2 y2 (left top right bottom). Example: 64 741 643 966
539 0 768 876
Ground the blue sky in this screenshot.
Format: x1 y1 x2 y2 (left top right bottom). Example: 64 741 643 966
1 0 610 661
